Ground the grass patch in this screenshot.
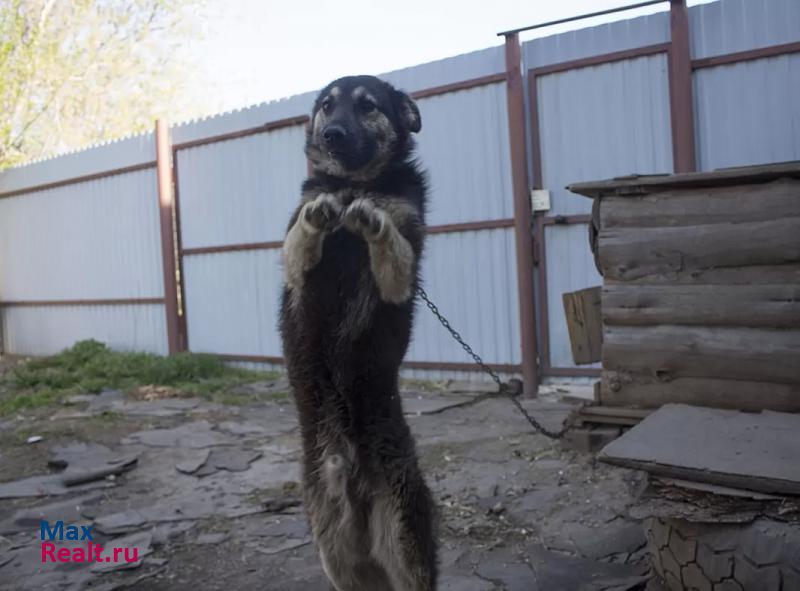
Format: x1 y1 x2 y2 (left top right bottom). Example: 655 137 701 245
0 340 278 415
400 378 445 393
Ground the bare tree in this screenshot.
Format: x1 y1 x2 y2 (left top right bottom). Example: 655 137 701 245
0 0 208 168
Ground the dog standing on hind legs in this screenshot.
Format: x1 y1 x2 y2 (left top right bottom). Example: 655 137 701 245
279 75 438 591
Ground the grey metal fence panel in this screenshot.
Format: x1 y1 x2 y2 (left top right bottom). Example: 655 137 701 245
407 228 520 366
694 54 800 171
535 54 673 216
0 171 163 300
689 0 800 59
690 0 800 171
0 133 155 194
176 126 308 249
0 135 167 355
182 250 283 358
382 46 505 92
415 82 513 225
543 225 602 370
3 304 167 356
522 11 669 70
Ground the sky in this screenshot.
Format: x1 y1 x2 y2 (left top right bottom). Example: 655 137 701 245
190 0 715 114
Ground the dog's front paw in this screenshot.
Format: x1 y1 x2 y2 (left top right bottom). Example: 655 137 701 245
302 194 342 232
343 199 386 241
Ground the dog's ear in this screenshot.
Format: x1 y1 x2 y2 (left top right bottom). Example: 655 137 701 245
395 90 421 133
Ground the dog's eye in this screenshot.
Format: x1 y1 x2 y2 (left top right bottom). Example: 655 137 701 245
322 98 333 114
358 99 376 114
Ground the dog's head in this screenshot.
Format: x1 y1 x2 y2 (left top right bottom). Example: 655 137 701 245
306 75 421 181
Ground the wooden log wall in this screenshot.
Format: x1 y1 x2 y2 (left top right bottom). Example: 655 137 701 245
592 177 800 411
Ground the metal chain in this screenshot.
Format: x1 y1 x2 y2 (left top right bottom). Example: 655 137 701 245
416 286 573 440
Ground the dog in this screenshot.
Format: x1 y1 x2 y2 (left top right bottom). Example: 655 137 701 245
279 75 437 591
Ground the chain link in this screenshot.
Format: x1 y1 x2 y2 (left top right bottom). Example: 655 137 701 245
416 285 573 440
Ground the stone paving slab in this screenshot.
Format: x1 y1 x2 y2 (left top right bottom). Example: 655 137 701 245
0 387 651 590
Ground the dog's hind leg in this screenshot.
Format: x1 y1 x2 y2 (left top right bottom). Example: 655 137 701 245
371 482 438 591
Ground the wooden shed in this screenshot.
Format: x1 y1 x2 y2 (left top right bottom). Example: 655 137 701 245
567 162 800 413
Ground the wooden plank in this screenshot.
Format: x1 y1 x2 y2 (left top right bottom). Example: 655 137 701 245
562 286 603 364
600 179 800 228
599 404 800 495
567 161 800 199
604 264 800 286
602 284 800 328
579 406 653 419
575 415 641 427
602 325 800 385
574 405 652 427
597 217 800 281
599 370 800 412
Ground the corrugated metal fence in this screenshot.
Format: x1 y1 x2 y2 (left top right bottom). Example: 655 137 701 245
1 0 798 386
0 137 168 355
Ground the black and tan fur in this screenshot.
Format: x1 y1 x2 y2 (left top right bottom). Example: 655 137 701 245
279 75 437 590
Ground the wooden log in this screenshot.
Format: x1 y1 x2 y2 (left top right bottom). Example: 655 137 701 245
604 264 800 286
602 325 800 384
600 370 800 412
597 217 800 281
590 196 602 275
562 286 603 364
600 178 800 228
602 284 800 328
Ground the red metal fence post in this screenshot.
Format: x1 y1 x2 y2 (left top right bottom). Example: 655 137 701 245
668 0 697 173
504 33 539 396
155 119 182 355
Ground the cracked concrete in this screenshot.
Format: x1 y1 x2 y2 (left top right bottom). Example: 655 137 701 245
0 382 652 590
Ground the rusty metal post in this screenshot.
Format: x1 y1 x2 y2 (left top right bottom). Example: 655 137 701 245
504 33 539 396
155 120 181 355
668 0 697 173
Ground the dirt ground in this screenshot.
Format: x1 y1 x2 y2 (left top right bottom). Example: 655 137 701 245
0 375 655 591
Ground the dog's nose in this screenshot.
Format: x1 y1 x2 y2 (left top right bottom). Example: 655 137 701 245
322 124 346 144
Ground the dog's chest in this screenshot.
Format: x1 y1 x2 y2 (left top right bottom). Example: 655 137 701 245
302 228 376 322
